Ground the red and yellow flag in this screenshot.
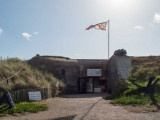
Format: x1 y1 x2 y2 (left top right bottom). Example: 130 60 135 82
86 22 107 30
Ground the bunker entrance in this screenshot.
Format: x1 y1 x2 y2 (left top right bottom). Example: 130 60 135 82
78 77 107 94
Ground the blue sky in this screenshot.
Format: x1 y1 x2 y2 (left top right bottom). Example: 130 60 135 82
0 0 160 60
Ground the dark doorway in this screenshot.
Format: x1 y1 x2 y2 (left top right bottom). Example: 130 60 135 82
78 78 86 94
78 77 107 94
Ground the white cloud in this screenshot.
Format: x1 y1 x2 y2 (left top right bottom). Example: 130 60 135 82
134 26 144 30
32 32 39 35
153 13 160 23
22 32 32 40
0 28 3 35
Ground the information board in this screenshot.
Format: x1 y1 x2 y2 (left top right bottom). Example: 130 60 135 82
87 69 102 77
28 91 42 101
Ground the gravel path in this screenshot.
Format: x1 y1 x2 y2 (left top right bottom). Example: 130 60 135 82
1 93 160 120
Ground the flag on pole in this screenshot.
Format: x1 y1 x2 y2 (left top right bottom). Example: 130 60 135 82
86 20 110 59
86 22 107 30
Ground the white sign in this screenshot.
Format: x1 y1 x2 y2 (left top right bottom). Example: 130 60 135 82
94 88 102 93
87 69 102 77
28 91 42 101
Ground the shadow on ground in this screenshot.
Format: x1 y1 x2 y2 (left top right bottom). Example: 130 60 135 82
48 115 76 120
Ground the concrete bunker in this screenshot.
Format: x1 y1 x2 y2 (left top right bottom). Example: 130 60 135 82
28 54 131 94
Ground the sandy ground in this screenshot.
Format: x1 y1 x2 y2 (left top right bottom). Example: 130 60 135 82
1 93 160 120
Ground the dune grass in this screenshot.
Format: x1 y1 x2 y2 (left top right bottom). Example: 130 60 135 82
0 58 65 93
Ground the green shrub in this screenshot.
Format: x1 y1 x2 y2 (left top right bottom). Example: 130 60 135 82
110 95 151 105
0 102 47 117
112 79 129 97
128 66 160 83
106 65 160 106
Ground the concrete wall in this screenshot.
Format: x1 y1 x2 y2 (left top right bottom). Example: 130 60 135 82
107 55 131 93
28 56 108 93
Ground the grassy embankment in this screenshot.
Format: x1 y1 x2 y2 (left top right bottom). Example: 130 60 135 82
107 56 160 106
0 58 65 116
0 58 65 92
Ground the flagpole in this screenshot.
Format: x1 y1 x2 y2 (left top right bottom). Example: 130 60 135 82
108 20 110 59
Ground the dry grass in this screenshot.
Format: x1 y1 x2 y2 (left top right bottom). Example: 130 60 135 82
0 58 65 93
131 56 160 69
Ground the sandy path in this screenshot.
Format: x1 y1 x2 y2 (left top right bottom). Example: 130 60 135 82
1 93 160 120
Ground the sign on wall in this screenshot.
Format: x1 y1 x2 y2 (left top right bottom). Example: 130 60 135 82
28 91 42 101
87 69 102 77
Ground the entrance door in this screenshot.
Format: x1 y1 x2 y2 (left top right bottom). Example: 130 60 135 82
78 78 86 94
86 78 93 92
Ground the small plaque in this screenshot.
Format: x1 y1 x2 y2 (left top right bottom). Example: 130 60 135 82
28 91 42 101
